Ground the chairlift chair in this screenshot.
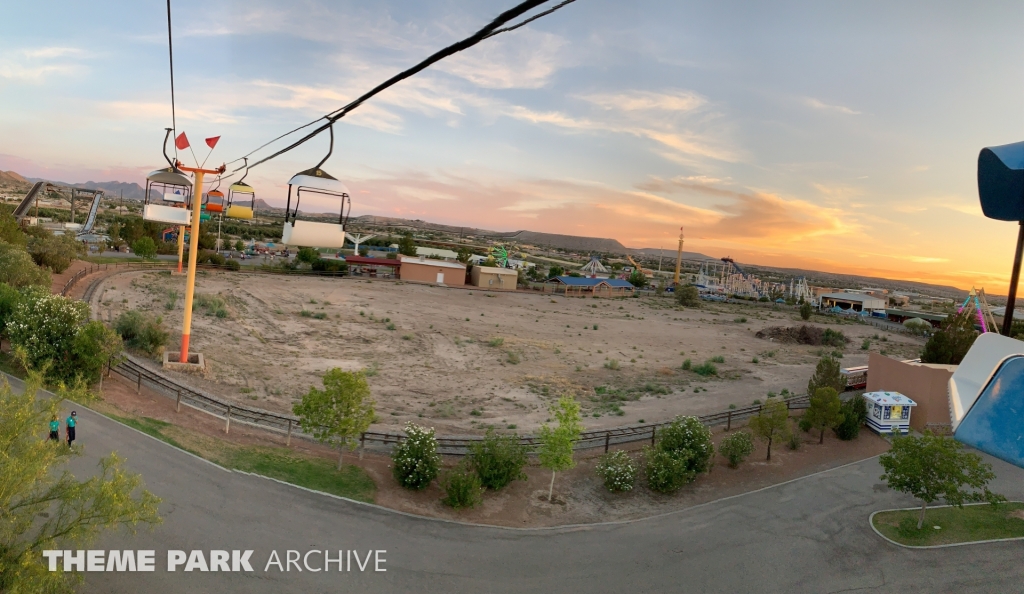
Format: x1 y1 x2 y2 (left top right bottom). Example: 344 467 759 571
206 184 226 214
226 181 256 219
143 128 194 226
280 126 351 248
143 167 193 226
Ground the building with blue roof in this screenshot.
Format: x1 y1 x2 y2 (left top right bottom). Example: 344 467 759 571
546 276 635 297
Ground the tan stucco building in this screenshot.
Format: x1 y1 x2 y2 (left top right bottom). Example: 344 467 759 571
399 256 466 286
865 353 956 433
470 266 518 290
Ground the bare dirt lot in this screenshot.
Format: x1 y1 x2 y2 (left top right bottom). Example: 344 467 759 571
91 270 924 433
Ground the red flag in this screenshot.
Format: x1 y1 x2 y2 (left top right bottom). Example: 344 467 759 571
174 132 190 150
205 136 220 149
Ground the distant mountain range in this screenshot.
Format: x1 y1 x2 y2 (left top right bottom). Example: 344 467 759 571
347 215 629 254
27 177 150 200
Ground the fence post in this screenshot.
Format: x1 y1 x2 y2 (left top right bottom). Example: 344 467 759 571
286 420 292 446
359 433 366 460
727 410 732 432
651 425 656 446
225 406 231 434
604 432 610 453
136 370 142 393
175 389 181 413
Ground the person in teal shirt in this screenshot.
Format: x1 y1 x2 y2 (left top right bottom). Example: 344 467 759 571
48 415 59 441
66 411 77 447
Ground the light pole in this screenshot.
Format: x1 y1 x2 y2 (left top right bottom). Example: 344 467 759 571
174 160 225 363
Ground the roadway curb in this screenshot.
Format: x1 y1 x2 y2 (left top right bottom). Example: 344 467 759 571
869 503 1024 549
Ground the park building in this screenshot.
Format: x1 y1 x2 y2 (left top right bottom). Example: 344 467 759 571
818 292 886 314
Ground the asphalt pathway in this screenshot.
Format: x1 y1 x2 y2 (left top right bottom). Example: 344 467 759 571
10 375 1024 593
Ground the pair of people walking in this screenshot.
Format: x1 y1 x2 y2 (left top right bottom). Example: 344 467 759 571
48 411 77 447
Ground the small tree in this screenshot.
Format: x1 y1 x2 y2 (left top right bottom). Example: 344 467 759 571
72 321 124 384
292 368 375 469
397 232 417 256
921 309 979 365
800 301 812 320
28 229 82 273
537 396 582 501
0 373 161 593
807 355 845 399
719 431 754 468
879 432 1005 529
675 284 700 307
548 265 564 278
456 246 472 263
749 398 791 460
627 269 648 289
234 239 246 252
834 394 868 440
391 423 441 490
296 247 319 265
805 387 844 444
131 236 157 259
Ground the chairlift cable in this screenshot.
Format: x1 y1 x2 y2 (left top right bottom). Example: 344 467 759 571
237 0 576 170
166 0 178 161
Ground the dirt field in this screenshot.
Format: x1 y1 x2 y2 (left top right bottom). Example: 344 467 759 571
91 270 925 433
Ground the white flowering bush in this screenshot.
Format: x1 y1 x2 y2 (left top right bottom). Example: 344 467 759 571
656 416 715 474
391 423 441 490
7 292 89 380
596 450 638 492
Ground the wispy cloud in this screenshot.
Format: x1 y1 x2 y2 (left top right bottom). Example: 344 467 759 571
804 97 860 115
0 46 88 83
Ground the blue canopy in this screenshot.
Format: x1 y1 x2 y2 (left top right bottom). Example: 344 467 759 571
978 141 1024 221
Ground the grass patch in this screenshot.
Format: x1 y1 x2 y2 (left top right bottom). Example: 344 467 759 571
105 415 195 454
872 503 1024 546
102 413 375 503
225 448 375 503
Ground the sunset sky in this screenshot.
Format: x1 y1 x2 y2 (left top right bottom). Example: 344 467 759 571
2 1 1023 290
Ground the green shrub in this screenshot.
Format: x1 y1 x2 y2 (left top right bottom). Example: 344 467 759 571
440 464 483 509
822 328 847 347
681 359 692 370
0 242 51 288
0 283 23 337
787 432 802 450
596 450 638 492
296 247 319 265
798 417 813 432
834 394 868 440
224 259 241 271
719 431 754 468
311 258 347 273
468 429 528 490
693 362 717 376
115 311 169 355
391 423 441 490
800 302 812 320
604 359 619 370
644 447 694 493
709 355 725 363
487 337 504 347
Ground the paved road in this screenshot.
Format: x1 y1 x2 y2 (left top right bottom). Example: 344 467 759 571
12 376 1024 593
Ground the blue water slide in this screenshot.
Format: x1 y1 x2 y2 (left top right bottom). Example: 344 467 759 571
950 333 1024 467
